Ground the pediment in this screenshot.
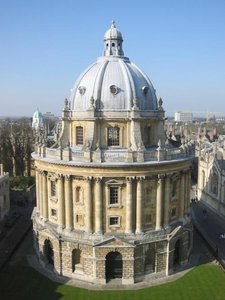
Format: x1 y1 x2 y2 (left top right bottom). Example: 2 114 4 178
168 224 190 240
94 236 134 248
105 179 124 186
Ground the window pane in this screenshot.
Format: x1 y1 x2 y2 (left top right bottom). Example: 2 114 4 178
76 126 83 145
51 181 56 197
109 217 119 225
108 127 119 146
110 187 118 204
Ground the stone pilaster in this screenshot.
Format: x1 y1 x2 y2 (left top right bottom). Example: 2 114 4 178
38 170 43 217
35 169 40 214
126 177 134 234
95 177 103 234
184 170 191 216
65 175 73 230
156 175 164 230
179 172 185 219
58 174 65 228
85 177 93 233
136 176 144 233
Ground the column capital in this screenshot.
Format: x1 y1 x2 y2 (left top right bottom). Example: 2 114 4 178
65 174 71 181
136 176 145 181
40 170 47 176
165 173 173 179
94 177 102 183
126 176 135 182
158 174 165 180
84 176 93 182
57 173 64 179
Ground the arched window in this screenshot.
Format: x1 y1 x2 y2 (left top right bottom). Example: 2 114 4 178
108 127 120 146
211 171 218 196
172 181 177 198
75 186 82 203
174 239 182 266
105 251 122 280
43 239 54 266
143 126 151 147
76 126 83 145
144 246 155 274
72 249 82 272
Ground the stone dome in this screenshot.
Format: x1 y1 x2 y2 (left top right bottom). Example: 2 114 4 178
70 21 158 112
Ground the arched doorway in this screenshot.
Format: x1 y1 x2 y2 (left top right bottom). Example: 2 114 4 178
105 251 122 281
173 239 181 266
43 239 54 266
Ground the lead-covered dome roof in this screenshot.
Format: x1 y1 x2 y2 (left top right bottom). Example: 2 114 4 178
70 21 158 112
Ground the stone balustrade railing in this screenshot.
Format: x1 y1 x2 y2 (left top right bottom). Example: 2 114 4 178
34 143 193 163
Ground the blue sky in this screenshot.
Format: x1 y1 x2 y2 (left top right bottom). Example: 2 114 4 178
0 0 225 117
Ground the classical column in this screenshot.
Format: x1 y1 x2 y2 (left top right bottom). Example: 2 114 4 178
85 177 92 233
136 177 144 233
42 171 48 221
58 174 65 228
38 170 43 217
65 175 73 230
126 177 133 234
156 175 164 230
186 170 191 215
35 169 40 214
164 175 171 226
179 172 185 219
95 177 103 234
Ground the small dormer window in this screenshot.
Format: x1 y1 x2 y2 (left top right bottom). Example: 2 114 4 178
112 42 115 47
142 86 149 95
110 85 118 95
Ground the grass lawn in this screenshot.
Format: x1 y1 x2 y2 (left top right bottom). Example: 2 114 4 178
0 263 225 300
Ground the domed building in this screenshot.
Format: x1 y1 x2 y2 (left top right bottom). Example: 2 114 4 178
32 109 44 131
32 21 193 285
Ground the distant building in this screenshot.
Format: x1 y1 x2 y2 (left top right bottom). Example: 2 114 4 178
175 111 193 123
43 112 56 121
32 109 44 131
0 164 10 220
197 135 225 217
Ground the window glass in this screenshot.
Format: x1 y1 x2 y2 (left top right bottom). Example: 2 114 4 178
109 187 118 204
108 127 119 146
76 126 83 145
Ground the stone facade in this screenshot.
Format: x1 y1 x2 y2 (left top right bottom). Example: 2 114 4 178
197 135 225 217
32 21 193 285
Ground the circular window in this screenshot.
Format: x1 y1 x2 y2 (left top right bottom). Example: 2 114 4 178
78 86 86 95
110 85 118 95
142 86 149 95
